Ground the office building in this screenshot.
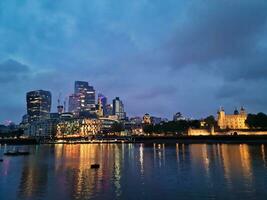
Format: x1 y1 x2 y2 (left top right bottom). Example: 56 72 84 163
26 90 52 122
68 81 96 114
98 93 107 115
68 94 80 114
105 104 113 116
56 118 101 137
112 97 126 120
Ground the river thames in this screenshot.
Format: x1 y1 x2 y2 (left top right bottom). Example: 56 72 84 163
1 143 267 200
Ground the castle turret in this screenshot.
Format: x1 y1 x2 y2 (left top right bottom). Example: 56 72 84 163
234 107 239 115
240 106 246 115
217 106 248 130
217 107 226 129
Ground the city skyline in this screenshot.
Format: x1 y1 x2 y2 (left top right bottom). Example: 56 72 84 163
1 80 255 124
1 1 267 123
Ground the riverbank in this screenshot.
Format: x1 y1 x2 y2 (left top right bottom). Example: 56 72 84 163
133 135 267 144
0 138 37 145
3 135 267 145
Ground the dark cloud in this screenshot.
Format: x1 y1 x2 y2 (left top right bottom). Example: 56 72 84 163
134 86 176 99
0 59 31 83
164 1 267 67
1 1 267 122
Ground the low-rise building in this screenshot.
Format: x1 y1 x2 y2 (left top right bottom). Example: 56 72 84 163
56 118 101 137
188 126 214 136
24 118 58 138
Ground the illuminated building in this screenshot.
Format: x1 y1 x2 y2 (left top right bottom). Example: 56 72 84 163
68 93 79 114
98 93 107 115
143 113 151 124
105 104 113 116
25 119 58 137
26 90 51 122
75 81 95 110
187 126 214 136
56 118 101 137
99 117 118 133
129 117 143 135
112 97 126 120
24 113 60 137
217 107 248 130
68 81 96 115
96 95 104 117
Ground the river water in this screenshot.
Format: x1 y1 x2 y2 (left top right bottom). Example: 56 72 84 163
1 143 267 200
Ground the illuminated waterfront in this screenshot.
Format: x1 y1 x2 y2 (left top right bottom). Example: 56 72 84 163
1 144 267 200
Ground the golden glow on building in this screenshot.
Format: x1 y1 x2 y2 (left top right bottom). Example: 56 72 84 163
56 119 101 137
143 113 151 124
217 107 248 130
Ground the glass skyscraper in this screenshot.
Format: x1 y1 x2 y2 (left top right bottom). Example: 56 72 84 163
26 90 52 122
98 93 107 116
112 97 126 120
69 81 96 114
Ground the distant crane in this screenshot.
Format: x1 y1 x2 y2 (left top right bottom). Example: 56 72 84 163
57 93 64 114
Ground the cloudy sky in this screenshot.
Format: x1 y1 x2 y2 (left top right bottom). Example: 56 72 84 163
0 0 267 123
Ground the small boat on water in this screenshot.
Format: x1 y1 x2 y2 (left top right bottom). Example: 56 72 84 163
91 164 100 169
4 149 30 156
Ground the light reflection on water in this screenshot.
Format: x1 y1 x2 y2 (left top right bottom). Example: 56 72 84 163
1 143 267 200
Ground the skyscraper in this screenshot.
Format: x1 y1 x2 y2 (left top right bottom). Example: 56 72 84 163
105 104 113 116
75 81 95 110
112 97 126 120
26 90 52 122
68 93 80 113
96 97 104 117
68 81 96 115
98 93 107 116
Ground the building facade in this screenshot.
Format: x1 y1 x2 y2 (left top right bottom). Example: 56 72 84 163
98 94 107 116
217 107 248 130
56 118 101 137
68 94 79 113
105 104 113 116
143 113 152 124
68 81 96 115
112 97 126 120
26 90 52 122
23 113 60 137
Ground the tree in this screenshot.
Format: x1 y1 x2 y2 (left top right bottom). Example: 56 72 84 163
246 113 267 129
204 115 218 128
142 120 201 134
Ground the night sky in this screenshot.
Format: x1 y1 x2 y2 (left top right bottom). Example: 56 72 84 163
1 0 267 123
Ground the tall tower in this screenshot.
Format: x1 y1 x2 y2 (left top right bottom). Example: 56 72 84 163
69 81 96 114
68 93 79 114
240 106 246 115
217 107 226 129
74 81 95 112
26 90 52 122
112 97 126 120
98 93 107 116
96 97 104 117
